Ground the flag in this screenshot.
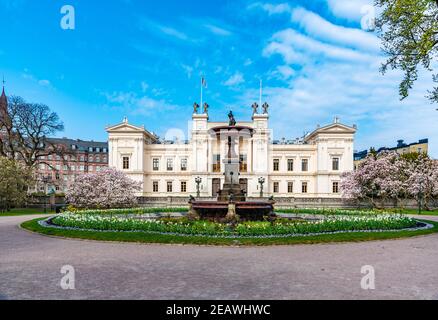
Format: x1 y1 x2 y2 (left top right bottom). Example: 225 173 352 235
201 77 207 89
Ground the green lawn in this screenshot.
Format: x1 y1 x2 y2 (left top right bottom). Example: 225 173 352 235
21 218 438 246
0 208 54 217
394 208 438 216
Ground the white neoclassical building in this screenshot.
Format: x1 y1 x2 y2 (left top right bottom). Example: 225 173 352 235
107 106 356 199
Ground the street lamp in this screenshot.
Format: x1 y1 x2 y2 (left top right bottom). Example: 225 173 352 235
195 177 202 198
258 177 266 198
41 175 51 213
418 178 423 215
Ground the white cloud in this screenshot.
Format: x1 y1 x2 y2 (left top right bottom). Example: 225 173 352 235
38 80 51 87
181 64 194 79
326 0 373 21
204 24 232 36
264 29 374 64
249 2 292 15
291 7 380 53
224 72 245 86
104 91 178 116
252 4 438 157
158 26 189 41
141 82 149 92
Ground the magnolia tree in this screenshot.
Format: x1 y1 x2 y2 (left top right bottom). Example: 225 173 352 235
341 152 438 209
66 168 141 209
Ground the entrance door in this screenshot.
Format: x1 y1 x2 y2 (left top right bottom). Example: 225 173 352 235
239 178 248 196
212 178 221 197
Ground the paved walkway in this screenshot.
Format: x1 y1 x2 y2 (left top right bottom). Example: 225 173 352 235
1 215 438 300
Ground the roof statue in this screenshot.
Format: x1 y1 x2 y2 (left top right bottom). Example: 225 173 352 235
193 102 199 114
252 102 259 115
228 111 236 126
262 102 269 114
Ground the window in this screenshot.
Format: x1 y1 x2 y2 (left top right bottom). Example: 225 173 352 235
240 154 248 172
89 156 94 162
287 159 294 172
63 165 68 171
88 147 93 152
333 182 339 194
213 154 221 172
332 158 339 171
167 181 173 193
103 156 107 163
123 157 130 170
80 166 85 171
181 158 188 171
71 165 75 171
167 158 174 171
153 181 159 193
273 182 279 193
181 181 187 193
96 147 101 153
301 159 309 172
153 158 160 171
273 159 280 172
55 165 61 171
96 156 101 163
288 182 294 193
55 173 60 180
302 182 308 193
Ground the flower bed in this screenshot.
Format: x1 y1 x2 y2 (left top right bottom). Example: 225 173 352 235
51 212 418 238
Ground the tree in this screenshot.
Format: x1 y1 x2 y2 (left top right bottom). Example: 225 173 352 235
0 157 34 212
0 96 67 168
341 152 409 207
341 151 438 209
375 0 438 103
405 153 438 210
65 168 142 209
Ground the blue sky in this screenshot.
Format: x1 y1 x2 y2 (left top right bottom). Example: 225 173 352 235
0 0 437 156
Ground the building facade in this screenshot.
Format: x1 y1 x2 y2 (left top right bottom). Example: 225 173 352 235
107 106 356 198
354 139 429 169
33 138 109 194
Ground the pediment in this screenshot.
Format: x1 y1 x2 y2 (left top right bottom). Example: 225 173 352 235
106 122 145 133
305 123 356 142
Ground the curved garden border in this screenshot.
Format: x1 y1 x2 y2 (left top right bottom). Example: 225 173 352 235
38 216 434 239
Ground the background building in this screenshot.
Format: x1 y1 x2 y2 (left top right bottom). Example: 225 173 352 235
107 106 356 199
354 139 429 169
32 138 108 194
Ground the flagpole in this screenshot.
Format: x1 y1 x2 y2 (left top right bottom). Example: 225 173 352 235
259 79 262 106
200 77 203 109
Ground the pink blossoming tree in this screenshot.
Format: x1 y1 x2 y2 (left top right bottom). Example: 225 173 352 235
341 151 437 209
66 168 141 209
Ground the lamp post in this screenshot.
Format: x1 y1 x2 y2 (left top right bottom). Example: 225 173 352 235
42 175 51 213
258 177 265 198
418 178 423 215
195 177 202 198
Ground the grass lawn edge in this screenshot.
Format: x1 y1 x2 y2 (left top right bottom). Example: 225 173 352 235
20 218 438 247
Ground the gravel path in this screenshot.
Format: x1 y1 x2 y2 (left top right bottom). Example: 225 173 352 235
1 214 438 300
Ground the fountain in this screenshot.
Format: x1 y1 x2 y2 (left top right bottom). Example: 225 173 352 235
188 111 275 222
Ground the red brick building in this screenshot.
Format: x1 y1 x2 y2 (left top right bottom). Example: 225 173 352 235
33 138 109 194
